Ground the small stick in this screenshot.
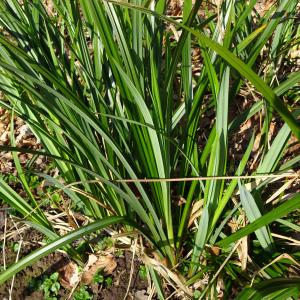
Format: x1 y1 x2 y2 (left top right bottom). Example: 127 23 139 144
114 173 299 183
123 238 138 300
2 210 7 270
8 216 23 300
61 172 299 187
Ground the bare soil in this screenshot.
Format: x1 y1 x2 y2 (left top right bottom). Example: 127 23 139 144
0 218 148 300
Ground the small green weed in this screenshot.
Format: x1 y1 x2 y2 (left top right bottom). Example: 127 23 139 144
138 265 147 281
3 174 18 186
193 290 201 299
73 286 93 300
105 276 113 287
11 242 20 253
94 237 113 252
93 269 113 287
92 270 104 284
27 175 41 190
115 249 124 257
39 272 60 300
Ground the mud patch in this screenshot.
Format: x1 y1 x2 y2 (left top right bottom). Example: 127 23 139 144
95 251 148 300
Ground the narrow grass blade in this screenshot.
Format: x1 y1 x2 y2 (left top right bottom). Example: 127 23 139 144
217 193 300 247
235 278 300 300
188 207 209 276
106 0 300 140
238 182 274 251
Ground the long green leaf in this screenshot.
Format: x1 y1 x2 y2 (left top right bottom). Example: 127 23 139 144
217 193 300 247
105 0 300 140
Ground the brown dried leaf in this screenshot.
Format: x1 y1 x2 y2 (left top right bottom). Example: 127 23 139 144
237 237 248 271
228 220 239 232
188 200 203 228
152 251 168 268
210 246 221 256
82 254 117 285
58 261 80 289
0 131 9 144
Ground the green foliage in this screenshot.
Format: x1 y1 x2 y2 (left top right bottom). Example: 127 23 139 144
235 278 300 299
73 286 93 300
105 276 113 287
0 0 299 298
193 290 201 299
3 174 19 186
92 270 104 284
39 272 60 300
114 249 124 257
93 269 113 286
27 175 41 190
94 237 114 252
11 242 20 253
138 265 147 281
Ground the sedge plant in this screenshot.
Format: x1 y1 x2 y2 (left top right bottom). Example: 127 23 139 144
0 0 300 298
